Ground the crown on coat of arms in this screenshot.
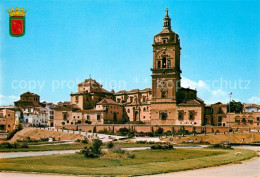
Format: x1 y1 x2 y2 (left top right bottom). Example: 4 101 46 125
7 8 27 17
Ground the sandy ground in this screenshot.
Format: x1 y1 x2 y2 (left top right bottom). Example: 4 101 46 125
10 128 85 142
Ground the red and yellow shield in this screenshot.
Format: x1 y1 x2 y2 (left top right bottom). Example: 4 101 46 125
7 8 27 37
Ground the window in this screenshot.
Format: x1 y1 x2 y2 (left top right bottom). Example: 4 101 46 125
235 119 240 123
248 120 253 124
158 61 161 69
130 97 133 103
218 107 223 114
87 115 90 120
117 98 121 103
143 116 145 119
160 111 167 120
242 118 246 123
67 120 69 123
78 116 80 118
143 107 146 112
97 115 101 121
62 112 67 120
162 57 166 68
143 96 146 102
127 109 130 113
257 117 260 121
75 96 79 103
218 116 222 122
167 59 171 68
7 114 10 117
8 125 10 127
189 111 194 120
178 111 183 120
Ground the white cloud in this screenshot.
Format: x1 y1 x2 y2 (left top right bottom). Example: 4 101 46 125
248 96 260 104
181 77 230 104
0 95 19 106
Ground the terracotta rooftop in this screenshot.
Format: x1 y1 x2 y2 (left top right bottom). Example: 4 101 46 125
97 98 121 105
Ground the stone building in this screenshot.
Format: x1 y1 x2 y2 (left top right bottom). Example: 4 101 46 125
14 91 40 107
150 9 205 125
0 108 18 132
70 78 114 110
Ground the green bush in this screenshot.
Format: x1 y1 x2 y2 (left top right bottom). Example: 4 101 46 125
128 130 136 138
40 138 49 141
107 142 114 149
81 139 88 144
155 128 164 135
80 139 103 158
20 143 28 148
151 144 174 150
136 141 147 144
0 142 12 148
117 128 129 136
126 152 136 159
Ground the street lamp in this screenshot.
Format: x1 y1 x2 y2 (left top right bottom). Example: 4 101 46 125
228 92 232 144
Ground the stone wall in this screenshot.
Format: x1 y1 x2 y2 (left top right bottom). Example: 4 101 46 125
55 124 259 134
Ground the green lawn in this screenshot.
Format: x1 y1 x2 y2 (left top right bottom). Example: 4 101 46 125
0 148 256 176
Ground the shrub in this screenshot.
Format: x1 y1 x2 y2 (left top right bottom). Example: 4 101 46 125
136 141 147 144
127 130 136 138
117 128 129 136
151 144 174 150
209 143 233 149
155 128 164 135
0 142 12 148
111 146 125 154
81 139 103 158
85 120 92 124
126 152 135 159
40 138 49 141
20 143 28 148
91 139 103 154
81 139 88 144
163 130 172 136
75 139 81 142
146 132 154 137
107 142 114 149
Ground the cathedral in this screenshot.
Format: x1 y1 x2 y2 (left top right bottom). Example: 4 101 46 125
52 9 206 127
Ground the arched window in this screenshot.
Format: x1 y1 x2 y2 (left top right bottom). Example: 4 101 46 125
162 57 166 68
167 59 171 68
143 107 146 112
158 61 161 69
127 109 130 113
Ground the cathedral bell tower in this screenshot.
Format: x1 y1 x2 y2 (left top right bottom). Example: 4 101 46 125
151 8 182 124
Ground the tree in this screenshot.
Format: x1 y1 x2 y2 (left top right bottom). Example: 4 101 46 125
227 100 243 113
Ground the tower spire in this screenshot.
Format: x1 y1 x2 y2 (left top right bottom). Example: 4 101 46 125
163 8 171 30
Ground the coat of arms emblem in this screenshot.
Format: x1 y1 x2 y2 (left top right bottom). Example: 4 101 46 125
7 8 27 37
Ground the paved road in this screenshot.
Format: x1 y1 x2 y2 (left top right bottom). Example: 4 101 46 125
0 150 79 159
0 147 151 159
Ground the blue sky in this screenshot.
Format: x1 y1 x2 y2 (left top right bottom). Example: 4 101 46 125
0 0 259 105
